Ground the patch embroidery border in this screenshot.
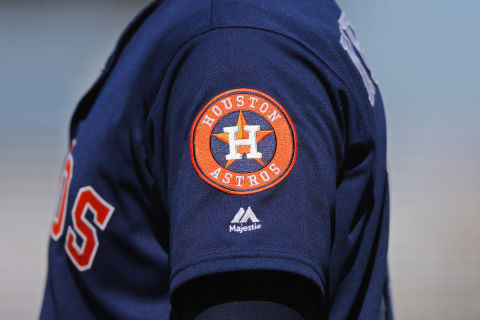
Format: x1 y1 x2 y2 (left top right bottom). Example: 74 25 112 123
190 88 297 195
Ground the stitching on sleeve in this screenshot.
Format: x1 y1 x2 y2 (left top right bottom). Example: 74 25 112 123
170 249 325 285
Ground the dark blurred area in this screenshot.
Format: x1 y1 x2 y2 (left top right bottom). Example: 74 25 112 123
0 0 479 319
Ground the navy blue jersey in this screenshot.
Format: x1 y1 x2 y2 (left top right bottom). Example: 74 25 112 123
41 0 392 319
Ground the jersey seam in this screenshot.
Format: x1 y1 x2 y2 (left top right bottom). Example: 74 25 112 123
173 248 318 266
152 25 355 107
170 250 325 285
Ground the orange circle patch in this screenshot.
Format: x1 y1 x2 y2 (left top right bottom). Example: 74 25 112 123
190 88 297 195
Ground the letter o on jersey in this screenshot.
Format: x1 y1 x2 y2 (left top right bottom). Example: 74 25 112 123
190 88 297 194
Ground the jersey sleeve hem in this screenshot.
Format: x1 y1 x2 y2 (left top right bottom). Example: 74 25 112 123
169 251 325 298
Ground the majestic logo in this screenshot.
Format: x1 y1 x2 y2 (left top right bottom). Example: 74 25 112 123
190 88 297 194
230 207 261 233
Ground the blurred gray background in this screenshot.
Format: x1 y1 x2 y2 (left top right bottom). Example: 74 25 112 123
0 0 479 319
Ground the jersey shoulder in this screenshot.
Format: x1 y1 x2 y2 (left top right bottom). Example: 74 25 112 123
149 0 344 69
149 0 368 101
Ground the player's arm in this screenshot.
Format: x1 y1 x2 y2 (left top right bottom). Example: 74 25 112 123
173 271 319 319
146 27 343 319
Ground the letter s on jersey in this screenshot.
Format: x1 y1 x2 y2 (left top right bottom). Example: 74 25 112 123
51 142 115 272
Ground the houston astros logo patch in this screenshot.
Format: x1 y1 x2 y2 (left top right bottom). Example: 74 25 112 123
190 88 297 194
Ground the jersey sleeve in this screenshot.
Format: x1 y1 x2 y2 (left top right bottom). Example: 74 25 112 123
147 27 344 299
